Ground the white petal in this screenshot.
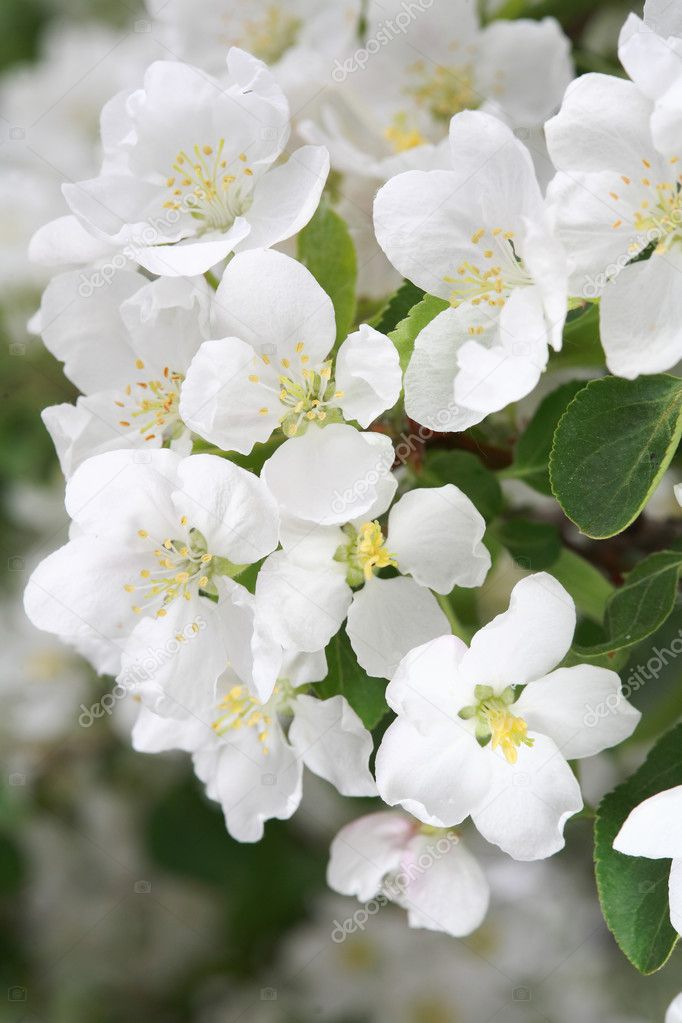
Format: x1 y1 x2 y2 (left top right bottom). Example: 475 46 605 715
401 833 490 939
173 454 279 564
614 787 682 859
38 268 141 392
516 665 640 759
180 338 280 454
385 633 469 733
601 251 682 379
327 812 415 901
470 733 583 860
375 715 489 827
237 145 330 251
262 424 396 527
669 860 682 938
255 547 351 652
335 325 402 427
133 221 252 277
132 705 210 753
213 248 335 367
387 485 489 593
215 577 283 703
459 573 575 690
666 990 682 1023
644 0 682 36
42 399 152 480
346 576 450 679
195 725 302 843
29 215 116 266
289 694 376 796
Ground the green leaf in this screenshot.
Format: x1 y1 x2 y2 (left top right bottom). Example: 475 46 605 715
493 518 561 571
550 303 604 370
370 280 425 335
550 374 682 538
550 548 614 623
595 723 682 973
297 200 357 347
507 380 587 494
388 294 449 376
574 549 682 660
422 449 503 523
318 630 388 730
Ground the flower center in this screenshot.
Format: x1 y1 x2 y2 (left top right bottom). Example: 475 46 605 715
384 112 427 153
211 680 294 755
335 521 398 587
444 227 532 323
248 344 345 437
459 684 534 765
163 141 255 232
124 519 216 618
115 360 184 444
406 60 479 123
613 156 682 254
237 5 301 64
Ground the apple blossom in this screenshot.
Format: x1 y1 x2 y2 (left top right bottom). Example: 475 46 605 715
374 110 567 432
180 249 401 454
327 811 489 938
132 651 375 841
375 574 640 860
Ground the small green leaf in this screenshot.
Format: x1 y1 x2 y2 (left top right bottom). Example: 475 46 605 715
550 548 613 623
297 200 357 347
388 294 449 376
595 723 682 973
494 518 561 570
550 303 604 370
422 449 503 523
574 549 682 659
318 630 388 730
550 374 682 538
507 380 587 494
370 280 425 335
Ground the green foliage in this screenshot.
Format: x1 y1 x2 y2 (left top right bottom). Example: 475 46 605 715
507 380 587 495
493 518 561 571
550 374 682 538
297 200 357 347
595 724 682 974
421 449 503 523
388 294 449 376
318 629 388 730
549 548 613 624
370 280 425 335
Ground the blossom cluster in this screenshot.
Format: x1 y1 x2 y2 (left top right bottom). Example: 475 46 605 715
20 0 682 957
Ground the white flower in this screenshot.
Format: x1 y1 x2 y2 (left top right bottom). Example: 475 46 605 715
374 111 567 433
30 49 329 277
375 573 641 860
24 449 281 708
545 28 682 378
132 650 376 842
644 0 682 39
257 425 490 677
180 249 401 454
300 0 572 182
613 785 682 937
146 0 360 84
667 993 682 1023
327 811 489 938
37 270 212 477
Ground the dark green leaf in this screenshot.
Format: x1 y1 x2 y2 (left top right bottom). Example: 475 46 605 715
595 723 682 973
494 518 561 570
550 374 682 538
388 294 449 376
550 303 604 370
508 380 587 495
422 449 503 523
370 280 425 335
297 200 357 347
318 629 388 729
